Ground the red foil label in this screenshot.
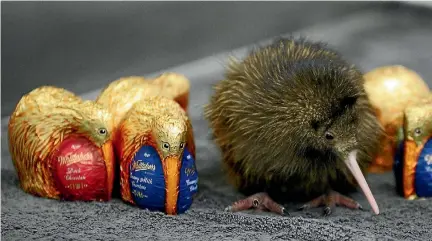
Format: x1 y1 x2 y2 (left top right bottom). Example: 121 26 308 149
51 136 108 201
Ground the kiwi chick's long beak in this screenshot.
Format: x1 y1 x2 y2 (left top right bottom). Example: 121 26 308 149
344 150 380 215
163 155 182 215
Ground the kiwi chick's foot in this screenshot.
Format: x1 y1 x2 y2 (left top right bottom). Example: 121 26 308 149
298 190 363 216
224 192 289 215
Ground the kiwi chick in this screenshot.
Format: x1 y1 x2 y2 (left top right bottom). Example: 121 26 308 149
204 37 383 216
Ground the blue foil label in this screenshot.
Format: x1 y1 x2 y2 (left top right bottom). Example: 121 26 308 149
177 147 199 214
130 145 198 213
415 138 432 197
130 145 165 212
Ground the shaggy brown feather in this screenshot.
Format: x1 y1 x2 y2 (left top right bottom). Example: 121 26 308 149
204 37 383 203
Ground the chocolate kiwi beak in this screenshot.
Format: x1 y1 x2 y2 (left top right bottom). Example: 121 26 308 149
162 154 181 215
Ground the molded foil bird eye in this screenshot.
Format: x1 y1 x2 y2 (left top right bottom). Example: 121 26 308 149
162 142 170 150
98 128 107 135
414 128 422 137
180 143 185 149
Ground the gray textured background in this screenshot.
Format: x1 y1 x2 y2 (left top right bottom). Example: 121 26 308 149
1 1 378 117
2 2 432 241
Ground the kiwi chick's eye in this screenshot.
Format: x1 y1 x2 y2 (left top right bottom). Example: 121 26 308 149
163 142 170 150
98 128 107 135
325 132 334 140
180 143 185 149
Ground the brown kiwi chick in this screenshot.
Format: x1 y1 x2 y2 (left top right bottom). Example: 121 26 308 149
204 37 383 216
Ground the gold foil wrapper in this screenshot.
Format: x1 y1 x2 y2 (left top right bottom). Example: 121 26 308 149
400 100 432 199
116 96 196 214
95 73 191 130
8 86 115 200
364 65 431 173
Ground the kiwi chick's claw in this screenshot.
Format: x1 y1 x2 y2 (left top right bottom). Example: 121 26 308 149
204 37 383 216
298 190 364 216
225 192 289 215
